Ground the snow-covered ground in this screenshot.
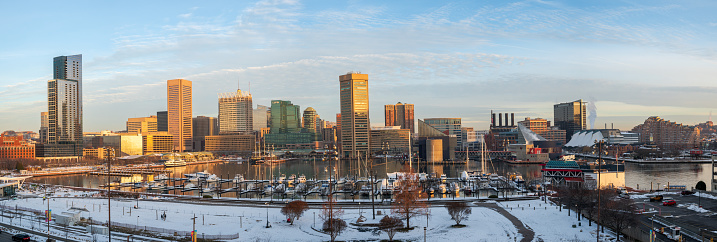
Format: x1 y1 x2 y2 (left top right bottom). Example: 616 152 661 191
497 199 613 242
1 186 608 241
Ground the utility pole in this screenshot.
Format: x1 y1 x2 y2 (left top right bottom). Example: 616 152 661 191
191 214 197 242
371 165 376 220
46 185 50 241
107 147 113 242
596 141 602 242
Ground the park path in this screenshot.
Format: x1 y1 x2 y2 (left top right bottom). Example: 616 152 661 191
474 202 536 242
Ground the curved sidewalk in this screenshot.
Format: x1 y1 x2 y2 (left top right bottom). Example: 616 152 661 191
475 202 535 242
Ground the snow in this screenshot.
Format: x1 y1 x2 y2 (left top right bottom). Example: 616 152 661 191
677 203 711 213
2 186 608 241
696 192 717 200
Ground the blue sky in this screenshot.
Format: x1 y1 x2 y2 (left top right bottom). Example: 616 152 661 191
1 0 716 132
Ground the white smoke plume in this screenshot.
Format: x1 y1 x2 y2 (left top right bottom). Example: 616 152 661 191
588 97 597 129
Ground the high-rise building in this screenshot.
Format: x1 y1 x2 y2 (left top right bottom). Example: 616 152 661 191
370 126 410 154
631 116 700 149
167 79 192 152
40 112 48 143
265 100 311 147
303 107 320 141
46 54 83 157
142 132 174 154
424 118 462 147
156 111 168 132
193 116 218 151
517 117 567 145
253 105 269 131
339 73 370 158
126 116 158 134
385 102 415 133
218 89 253 134
554 99 587 142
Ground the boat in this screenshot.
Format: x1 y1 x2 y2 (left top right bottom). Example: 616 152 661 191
164 153 187 167
440 174 447 183
297 175 307 183
233 174 244 183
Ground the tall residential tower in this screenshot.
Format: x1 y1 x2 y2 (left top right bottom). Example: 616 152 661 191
553 99 587 142
167 79 192 152
46 54 83 157
218 89 253 134
385 102 415 133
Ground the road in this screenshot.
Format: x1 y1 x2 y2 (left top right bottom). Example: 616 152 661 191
634 192 717 242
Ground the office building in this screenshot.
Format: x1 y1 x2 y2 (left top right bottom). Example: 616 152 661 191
385 102 415 133
46 54 83 157
417 119 456 161
424 118 462 147
339 73 370 158
167 79 192 152
82 147 114 160
193 116 218 151
517 117 567 145
253 105 269 131
142 132 174 154
156 111 168 132
554 99 587 142
265 100 311 147
369 126 410 154
0 134 35 159
303 107 320 141
102 134 143 156
40 112 48 144
218 89 253 134
204 134 255 155
126 116 158 134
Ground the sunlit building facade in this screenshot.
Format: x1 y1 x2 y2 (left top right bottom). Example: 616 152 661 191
46 54 83 157
167 79 192 152
218 89 253 134
339 73 370 158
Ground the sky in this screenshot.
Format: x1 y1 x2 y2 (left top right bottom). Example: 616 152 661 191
1 0 716 132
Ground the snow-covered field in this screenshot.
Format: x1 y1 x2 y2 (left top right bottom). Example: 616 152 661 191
1 186 607 241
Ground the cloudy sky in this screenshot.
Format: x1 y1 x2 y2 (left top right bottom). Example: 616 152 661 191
1 0 716 132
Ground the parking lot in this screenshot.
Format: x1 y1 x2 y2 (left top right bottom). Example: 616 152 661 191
633 191 717 241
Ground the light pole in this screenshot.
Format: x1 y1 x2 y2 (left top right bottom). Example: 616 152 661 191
265 202 271 228
190 214 197 242
107 147 114 242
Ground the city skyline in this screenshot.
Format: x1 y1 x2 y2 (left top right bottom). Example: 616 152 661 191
2 0 717 132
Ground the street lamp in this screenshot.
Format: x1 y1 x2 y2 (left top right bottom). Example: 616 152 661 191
265 202 271 228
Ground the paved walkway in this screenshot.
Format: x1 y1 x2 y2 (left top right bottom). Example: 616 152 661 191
474 202 535 242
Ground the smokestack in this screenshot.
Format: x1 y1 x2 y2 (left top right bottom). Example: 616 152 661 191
505 113 509 127
498 113 503 127
491 111 495 127
511 113 515 127
605 123 607 129
612 123 614 129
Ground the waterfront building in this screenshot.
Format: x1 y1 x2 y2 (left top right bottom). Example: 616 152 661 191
253 105 269 131
0 134 35 159
554 99 587 142
156 111 168 132
82 147 114 160
303 107 321 141
126 116 158 134
517 117 567 145
193 116 218 151
204 134 254 155
40 112 48 143
417 119 455 161
369 126 410 154
46 54 83 157
167 79 192 152
335 113 342 150
424 118 462 147
142 132 174 154
339 73 370 158
265 100 311 147
631 116 700 149
385 102 415 133
102 134 143 156
218 89 253 134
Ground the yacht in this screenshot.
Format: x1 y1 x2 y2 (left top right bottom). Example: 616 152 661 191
164 153 187 167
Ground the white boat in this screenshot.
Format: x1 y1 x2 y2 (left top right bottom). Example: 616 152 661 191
233 174 244 183
440 174 447 183
184 171 211 179
164 154 187 167
297 175 306 183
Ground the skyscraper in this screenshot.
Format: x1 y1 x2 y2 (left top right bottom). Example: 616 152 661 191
193 116 218 151
303 107 320 141
385 102 415 133
339 73 370 158
264 100 312 146
167 79 192 152
253 105 269 131
218 89 253 134
553 99 587 142
40 112 48 144
156 111 168 132
46 54 83 157
126 116 158 134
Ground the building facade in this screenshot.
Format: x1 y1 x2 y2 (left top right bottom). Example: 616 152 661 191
205 134 255 154
384 102 415 133
424 118 462 147
192 116 218 151
517 117 567 145
339 73 370 158
0 134 35 159
102 134 143 156
554 99 587 142
142 132 174 154
46 54 83 157
156 111 168 132
303 107 320 141
167 79 192 152
631 116 700 149
218 89 253 134
265 100 312 147
126 116 158 134
40 112 48 144
369 126 410 154
253 105 269 131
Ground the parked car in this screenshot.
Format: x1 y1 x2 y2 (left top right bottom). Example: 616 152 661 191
12 234 31 241
649 195 664 202
662 200 677 206
681 190 695 196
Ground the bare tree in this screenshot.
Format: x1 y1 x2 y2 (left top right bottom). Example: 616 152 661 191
280 200 309 225
378 215 404 241
391 164 428 229
320 167 346 242
446 202 471 226
601 198 638 241
322 218 347 242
